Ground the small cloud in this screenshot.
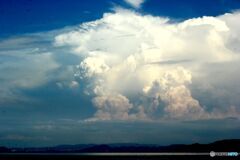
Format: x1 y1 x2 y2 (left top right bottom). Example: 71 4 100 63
33 124 54 130
69 80 79 89
56 81 79 89
124 0 145 9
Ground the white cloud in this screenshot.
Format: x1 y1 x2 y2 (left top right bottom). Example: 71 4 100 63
92 94 133 121
79 56 110 78
142 67 205 120
124 0 145 9
54 10 240 121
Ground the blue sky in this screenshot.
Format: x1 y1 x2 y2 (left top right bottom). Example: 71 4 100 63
1 0 240 37
0 0 240 147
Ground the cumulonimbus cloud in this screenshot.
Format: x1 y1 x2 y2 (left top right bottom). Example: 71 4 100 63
55 8 240 121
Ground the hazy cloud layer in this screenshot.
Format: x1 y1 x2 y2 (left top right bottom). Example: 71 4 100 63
0 36 59 104
0 32 78 105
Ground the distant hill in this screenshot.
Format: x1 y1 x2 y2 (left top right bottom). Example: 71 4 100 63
0 147 11 153
1 139 239 153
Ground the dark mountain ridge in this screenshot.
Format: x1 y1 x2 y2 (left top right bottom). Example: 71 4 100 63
0 139 239 153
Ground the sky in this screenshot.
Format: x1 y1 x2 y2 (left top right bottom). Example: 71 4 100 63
0 0 240 147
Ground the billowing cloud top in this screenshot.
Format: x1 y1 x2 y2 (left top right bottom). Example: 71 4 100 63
124 0 146 8
54 9 240 121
